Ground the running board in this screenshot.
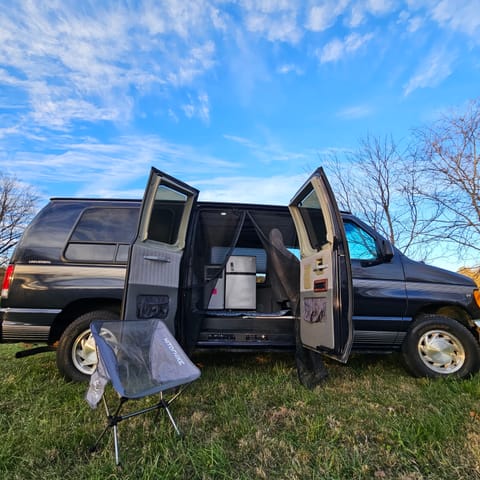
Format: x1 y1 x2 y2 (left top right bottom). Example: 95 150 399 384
204 309 293 319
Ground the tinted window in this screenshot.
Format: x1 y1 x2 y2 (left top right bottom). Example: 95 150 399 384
147 185 188 245
344 221 378 260
296 187 328 250
65 244 118 262
20 203 85 249
65 207 138 263
70 207 137 243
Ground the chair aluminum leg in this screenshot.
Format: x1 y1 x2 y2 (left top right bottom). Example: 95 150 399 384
113 423 120 466
163 403 181 436
90 389 187 464
156 391 181 436
90 396 126 466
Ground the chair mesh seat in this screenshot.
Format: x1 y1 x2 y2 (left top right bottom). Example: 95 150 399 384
86 319 201 465
89 319 200 400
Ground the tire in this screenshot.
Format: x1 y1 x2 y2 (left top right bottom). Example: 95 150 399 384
402 315 480 378
56 309 119 382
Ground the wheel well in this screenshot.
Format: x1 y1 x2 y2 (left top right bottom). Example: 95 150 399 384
415 305 475 333
48 298 121 344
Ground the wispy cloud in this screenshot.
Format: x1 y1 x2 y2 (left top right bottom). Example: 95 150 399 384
430 0 480 38
398 11 424 33
337 104 374 119
317 32 374 63
0 124 21 140
241 0 302 44
166 41 216 87
1 128 310 204
403 48 455 96
0 1 221 128
181 93 210 124
194 173 310 205
223 134 308 164
306 0 397 31
348 0 398 27
0 134 240 199
1 0 478 134
305 1 349 32
276 63 304 75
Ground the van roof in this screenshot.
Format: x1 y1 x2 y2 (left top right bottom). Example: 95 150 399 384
48 197 352 215
49 197 289 210
49 197 142 202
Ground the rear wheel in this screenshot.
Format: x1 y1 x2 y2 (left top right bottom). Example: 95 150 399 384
56 309 119 382
402 315 480 378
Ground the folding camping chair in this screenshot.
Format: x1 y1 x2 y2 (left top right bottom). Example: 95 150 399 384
85 319 201 465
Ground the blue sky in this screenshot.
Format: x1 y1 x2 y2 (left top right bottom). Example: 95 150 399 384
1 0 479 211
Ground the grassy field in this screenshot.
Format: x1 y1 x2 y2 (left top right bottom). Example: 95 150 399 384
1 344 480 479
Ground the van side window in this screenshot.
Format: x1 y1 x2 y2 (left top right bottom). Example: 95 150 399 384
344 221 378 261
296 188 328 250
147 185 187 244
65 207 138 263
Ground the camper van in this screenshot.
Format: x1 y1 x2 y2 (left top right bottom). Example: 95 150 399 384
2 167 480 381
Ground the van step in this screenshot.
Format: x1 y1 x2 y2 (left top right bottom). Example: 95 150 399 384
204 309 292 318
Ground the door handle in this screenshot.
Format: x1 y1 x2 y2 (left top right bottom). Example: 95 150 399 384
313 264 328 272
144 255 171 263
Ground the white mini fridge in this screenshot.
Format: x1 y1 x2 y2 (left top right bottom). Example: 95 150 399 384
225 256 256 309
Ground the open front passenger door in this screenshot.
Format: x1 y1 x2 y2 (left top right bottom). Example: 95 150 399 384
122 168 199 334
289 167 353 362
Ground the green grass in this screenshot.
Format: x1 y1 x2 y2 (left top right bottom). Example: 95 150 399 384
1 344 480 479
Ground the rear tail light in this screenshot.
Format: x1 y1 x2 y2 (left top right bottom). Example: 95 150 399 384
1 264 14 299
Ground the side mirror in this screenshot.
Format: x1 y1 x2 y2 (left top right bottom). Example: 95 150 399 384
381 240 394 262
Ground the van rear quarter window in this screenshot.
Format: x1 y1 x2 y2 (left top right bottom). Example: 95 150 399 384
70 207 137 243
20 203 85 250
14 202 86 263
65 207 138 263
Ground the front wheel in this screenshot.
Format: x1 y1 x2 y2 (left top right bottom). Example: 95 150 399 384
402 315 480 378
56 309 119 382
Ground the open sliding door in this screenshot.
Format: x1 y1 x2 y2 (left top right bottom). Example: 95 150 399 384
123 168 199 334
289 167 353 362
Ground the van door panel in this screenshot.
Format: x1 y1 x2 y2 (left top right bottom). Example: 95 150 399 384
289 167 353 362
123 168 199 334
300 250 335 349
125 244 183 323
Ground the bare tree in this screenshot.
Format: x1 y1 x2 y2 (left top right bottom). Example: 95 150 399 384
0 175 37 266
323 134 434 259
413 99 480 265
